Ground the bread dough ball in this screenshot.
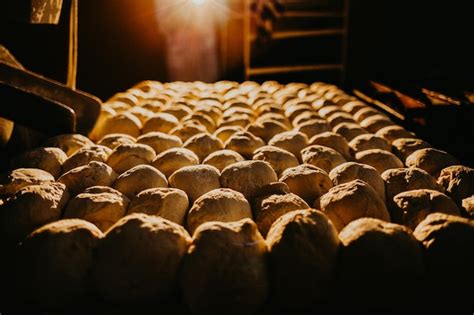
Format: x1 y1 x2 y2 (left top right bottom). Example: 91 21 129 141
318 106 343 119
219 115 252 128
194 105 222 124
309 132 352 160
112 164 168 199
0 168 55 196
108 93 138 106
224 131 265 159
62 145 112 174
406 148 459 177
342 100 366 114
359 115 394 133
136 132 182 154
169 165 221 203
301 145 346 173
142 113 180 134
246 120 289 143
256 105 285 117
13 147 67 178
161 104 193 120
375 125 416 144
92 213 190 303
134 80 162 92
180 219 268 315
140 100 164 113
94 112 142 139
338 218 424 308
220 160 278 199
296 119 331 138
183 133 224 162
106 143 156 174
16 219 102 308
256 113 291 129
414 213 474 305
329 162 385 202
45 134 94 156
213 126 244 143
393 189 460 229
170 122 208 142
186 188 252 234
202 150 244 172
105 101 131 113
268 130 308 162
437 165 474 206
97 133 136 150
128 188 189 225
183 113 216 133
266 209 339 310
223 100 251 112
462 196 474 218
355 149 404 174
126 107 154 124
311 98 334 111
333 122 369 142
64 186 129 231
89 106 117 141
292 111 320 127
285 104 314 121
349 134 391 153
253 193 309 236
280 164 333 204
0 182 69 243
58 161 117 196
381 167 441 212
253 146 299 176
151 148 199 178
353 107 381 122
320 179 390 231
326 112 356 128
391 138 431 161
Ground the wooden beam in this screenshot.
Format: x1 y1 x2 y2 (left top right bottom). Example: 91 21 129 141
67 0 78 90
248 63 343 76
251 28 345 41
353 89 406 121
282 11 345 18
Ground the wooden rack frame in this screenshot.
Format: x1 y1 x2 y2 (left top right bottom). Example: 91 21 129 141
243 0 350 83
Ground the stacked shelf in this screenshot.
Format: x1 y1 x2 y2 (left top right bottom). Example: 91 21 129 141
244 0 349 84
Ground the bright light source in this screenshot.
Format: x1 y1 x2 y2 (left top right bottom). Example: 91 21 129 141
192 0 206 5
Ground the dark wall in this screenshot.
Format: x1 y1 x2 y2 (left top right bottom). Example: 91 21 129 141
0 2 70 83
1 1 473 97
345 0 474 90
77 0 167 100
0 0 167 100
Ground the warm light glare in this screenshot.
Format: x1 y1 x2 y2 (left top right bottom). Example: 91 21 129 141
192 0 206 5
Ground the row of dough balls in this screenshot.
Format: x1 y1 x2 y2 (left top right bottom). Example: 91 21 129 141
8 211 474 312
86 79 462 180
1 78 473 240
1 80 473 312
1 154 473 244
3 80 462 185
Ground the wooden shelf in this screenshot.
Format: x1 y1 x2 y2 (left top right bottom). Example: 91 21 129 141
248 64 343 76
251 28 345 41
282 11 346 18
243 0 349 82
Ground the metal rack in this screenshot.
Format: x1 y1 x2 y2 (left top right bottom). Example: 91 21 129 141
243 0 349 83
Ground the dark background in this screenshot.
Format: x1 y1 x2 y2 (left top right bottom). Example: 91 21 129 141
1 0 473 99
1 0 473 165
